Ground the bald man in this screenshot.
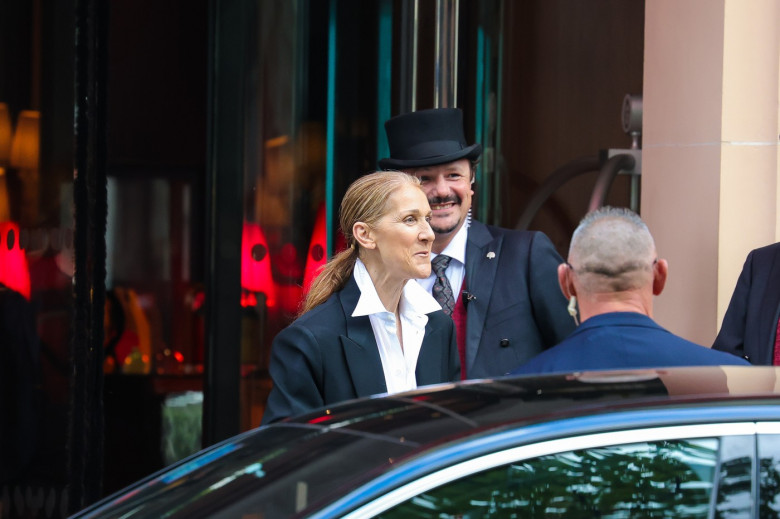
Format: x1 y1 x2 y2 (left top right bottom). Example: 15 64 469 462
510 207 749 375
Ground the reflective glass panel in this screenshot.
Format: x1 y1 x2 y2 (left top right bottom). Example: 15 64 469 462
241 0 385 428
758 434 780 517
1 1 75 515
381 438 719 518
715 435 753 519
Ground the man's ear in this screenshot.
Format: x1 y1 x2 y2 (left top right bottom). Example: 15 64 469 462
652 258 668 296
557 263 576 299
353 222 375 249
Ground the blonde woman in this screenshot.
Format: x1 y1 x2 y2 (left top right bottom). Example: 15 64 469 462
262 171 459 424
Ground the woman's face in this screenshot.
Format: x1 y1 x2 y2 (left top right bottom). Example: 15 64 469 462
367 184 435 282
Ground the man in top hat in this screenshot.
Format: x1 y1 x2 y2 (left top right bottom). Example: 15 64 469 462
380 108 575 379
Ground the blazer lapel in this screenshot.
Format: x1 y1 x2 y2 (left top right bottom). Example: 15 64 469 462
464 221 503 367
338 276 388 397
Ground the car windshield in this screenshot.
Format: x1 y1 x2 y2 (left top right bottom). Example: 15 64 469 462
84 422 417 518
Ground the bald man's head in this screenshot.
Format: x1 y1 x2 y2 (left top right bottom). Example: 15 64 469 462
568 207 657 293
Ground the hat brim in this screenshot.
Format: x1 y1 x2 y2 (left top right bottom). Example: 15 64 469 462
378 143 482 170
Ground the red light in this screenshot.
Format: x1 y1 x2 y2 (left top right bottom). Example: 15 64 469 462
191 290 205 311
240 291 258 308
302 205 349 293
303 204 328 294
0 222 31 299
308 414 333 424
241 222 276 307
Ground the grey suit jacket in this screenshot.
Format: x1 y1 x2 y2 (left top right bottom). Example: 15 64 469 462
464 220 575 378
262 275 459 424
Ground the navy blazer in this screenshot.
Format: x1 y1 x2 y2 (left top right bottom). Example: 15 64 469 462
464 220 575 378
262 275 459 424
511 312 750 375
713 242 780 365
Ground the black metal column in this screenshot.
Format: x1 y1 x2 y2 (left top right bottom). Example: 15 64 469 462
398 0 419 114
69 0 108 511
202 0 247 446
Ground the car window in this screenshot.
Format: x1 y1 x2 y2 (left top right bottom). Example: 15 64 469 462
715 435 753 519
378 438 719 518
78 424 419 519
758 434 780 517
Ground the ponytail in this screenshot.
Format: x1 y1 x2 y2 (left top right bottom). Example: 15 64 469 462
300 247 358 315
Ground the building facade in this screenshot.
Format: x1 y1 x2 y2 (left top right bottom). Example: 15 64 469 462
6 1 775 517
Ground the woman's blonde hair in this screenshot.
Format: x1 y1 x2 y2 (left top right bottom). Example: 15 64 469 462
301 171 422 314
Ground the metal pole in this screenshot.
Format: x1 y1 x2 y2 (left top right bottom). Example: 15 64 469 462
434 0 458 107
398 0 419 113
203 0 245 447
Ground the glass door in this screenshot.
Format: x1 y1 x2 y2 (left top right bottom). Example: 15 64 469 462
208 0 392 435
207 0 504 436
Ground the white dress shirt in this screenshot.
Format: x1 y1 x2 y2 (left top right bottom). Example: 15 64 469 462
416 219 469 297
352 259 442 394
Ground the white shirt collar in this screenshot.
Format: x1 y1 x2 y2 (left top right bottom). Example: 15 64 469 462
352 258 442 317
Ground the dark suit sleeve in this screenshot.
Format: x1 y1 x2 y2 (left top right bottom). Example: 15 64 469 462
261 323 325 424
712 251 753 360
527 232 577 347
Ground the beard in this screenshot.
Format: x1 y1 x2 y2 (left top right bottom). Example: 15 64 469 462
431 220 461 235
428 195 463 235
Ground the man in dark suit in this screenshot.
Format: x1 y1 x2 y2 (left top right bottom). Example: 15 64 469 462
380 108 575 379
713 242 780 364
511 207 750 375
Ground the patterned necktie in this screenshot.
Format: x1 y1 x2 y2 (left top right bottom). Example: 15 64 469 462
431 254 455 316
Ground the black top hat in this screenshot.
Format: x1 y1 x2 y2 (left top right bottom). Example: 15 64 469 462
379 108 482 169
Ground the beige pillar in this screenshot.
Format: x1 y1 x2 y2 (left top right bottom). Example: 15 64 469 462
642 0 780 345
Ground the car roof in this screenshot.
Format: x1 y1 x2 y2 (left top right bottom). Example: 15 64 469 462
76 366 780 518
285 365 780 439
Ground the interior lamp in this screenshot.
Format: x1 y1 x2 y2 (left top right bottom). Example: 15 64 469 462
303 204 349 296
10 110 40 170
0 168 9 222
303 204 328 293
10 110 40 225
241 221 276 308
0 103 11 165
0 221 31 299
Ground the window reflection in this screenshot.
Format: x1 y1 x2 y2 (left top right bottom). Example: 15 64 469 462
715 435 753 519
758 434 780 517
239 1 330 429
1 1 76 505
381 439 720 518
103 173 205 494
239 0 386 431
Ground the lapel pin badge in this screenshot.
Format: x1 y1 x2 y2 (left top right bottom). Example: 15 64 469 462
486 252 495 259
